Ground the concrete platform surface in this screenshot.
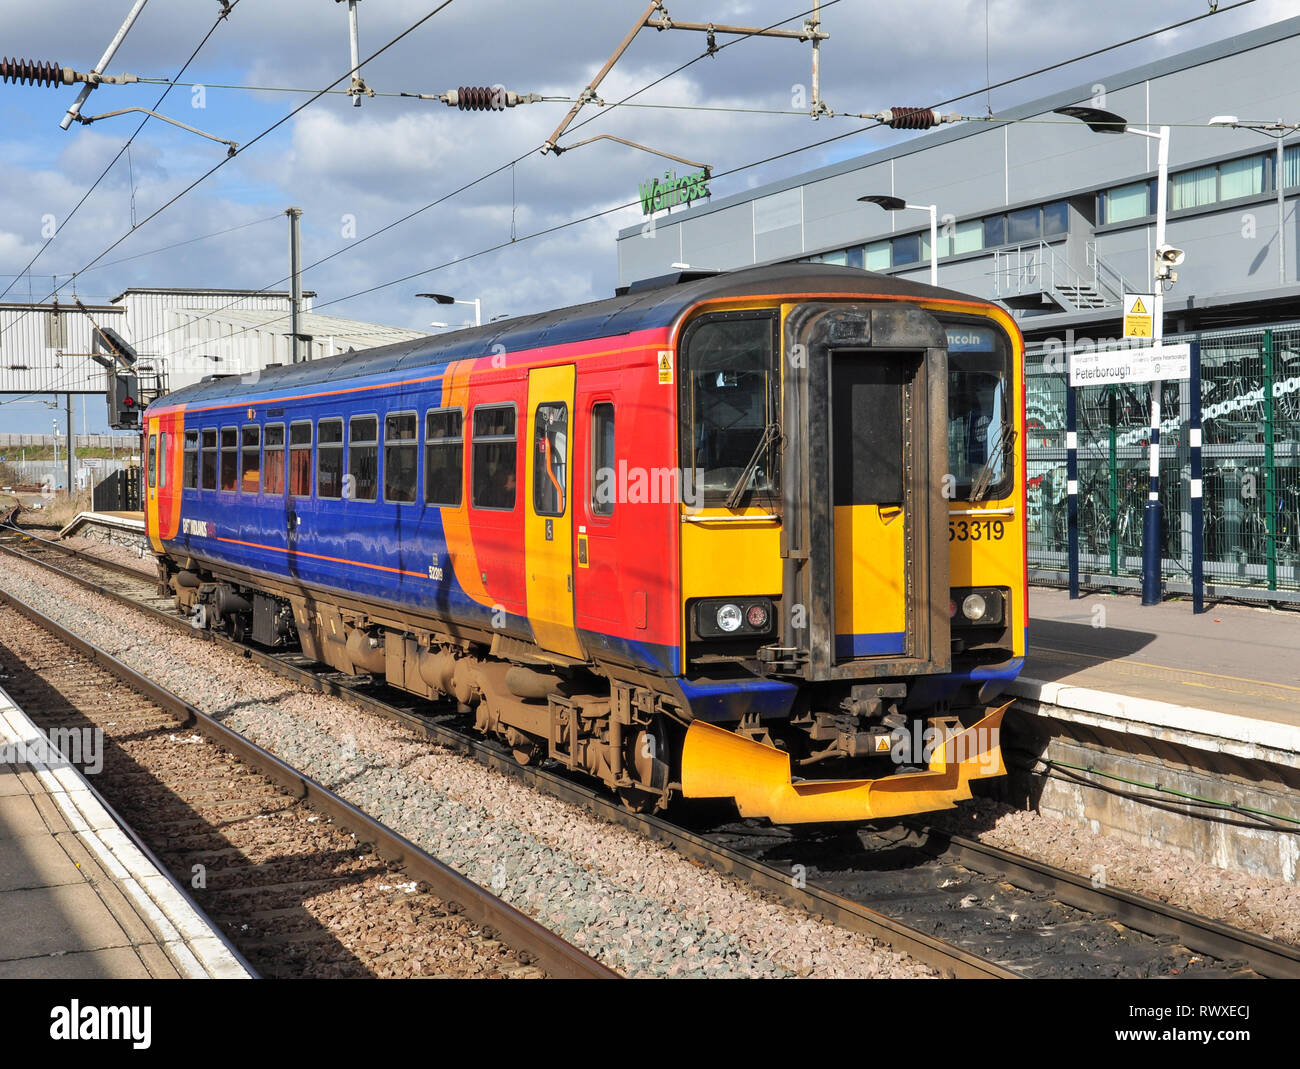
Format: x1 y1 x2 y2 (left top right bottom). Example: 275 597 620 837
1022 588 1300 727
0 685 249 979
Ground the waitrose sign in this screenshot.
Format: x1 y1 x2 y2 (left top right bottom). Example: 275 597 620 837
639 168 710 215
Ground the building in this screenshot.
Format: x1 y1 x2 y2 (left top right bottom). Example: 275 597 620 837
0 288 427 402
617 17 1300 602
617 16 1300 339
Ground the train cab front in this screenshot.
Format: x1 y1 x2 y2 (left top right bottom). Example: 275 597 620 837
673 293 1026 824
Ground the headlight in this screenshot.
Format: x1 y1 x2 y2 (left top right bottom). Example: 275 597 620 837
716 604 743 632
962 593 988 621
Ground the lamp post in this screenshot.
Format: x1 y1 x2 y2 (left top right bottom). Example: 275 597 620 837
859 195 938 285
1055 106 1177 606
417 292 482 327
1208 116 1297 285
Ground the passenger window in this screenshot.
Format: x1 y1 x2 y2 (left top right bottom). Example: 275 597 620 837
263 424 285 495
201 428 217 490
425 408 463 507
471 405 516 511
348 415 378 501
533 403 567 517
220 427 238 492
183 430 198 489
147 433 156 489
591 403 614 517
240 425 260 494
384 412 418 504
289 421 312 497
317 418 343 499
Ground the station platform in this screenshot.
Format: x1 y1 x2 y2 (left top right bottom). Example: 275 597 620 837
58 510 145 539
0 684 249 979
1013 588 1300 766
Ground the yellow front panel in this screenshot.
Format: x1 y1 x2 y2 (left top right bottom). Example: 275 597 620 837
524 364 583 659
679 512 782 599
833 503 906 657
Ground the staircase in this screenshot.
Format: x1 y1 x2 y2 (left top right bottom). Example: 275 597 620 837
993 240 1135 314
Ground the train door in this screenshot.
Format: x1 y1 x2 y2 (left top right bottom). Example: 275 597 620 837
779 303 949 680
524 364 584 658
145 416 162 552
831 354 916 659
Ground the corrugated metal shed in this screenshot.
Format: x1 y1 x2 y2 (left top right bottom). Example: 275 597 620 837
161 308 427 383
0 303 125 395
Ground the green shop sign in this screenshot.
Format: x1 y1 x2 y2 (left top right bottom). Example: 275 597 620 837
639 168 710 216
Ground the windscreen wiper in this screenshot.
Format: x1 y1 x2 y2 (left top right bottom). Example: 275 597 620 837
725 423 781 509
971 423 1016 502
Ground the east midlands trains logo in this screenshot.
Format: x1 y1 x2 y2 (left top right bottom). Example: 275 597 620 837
182 518 215 538
639 168 710 215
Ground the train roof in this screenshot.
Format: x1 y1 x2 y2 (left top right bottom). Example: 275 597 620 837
153 263 985 409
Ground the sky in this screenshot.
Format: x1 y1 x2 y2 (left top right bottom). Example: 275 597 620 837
0 0 1295 433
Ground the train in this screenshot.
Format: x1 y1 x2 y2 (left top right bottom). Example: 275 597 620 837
142 263 1026 823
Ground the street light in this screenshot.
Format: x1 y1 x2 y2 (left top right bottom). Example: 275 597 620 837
1208 115 1297 285
1055 106 1177 606
859 194 938 285
417 292 482 327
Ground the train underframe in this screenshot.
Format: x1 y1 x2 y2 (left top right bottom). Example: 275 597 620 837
163 557 1008 823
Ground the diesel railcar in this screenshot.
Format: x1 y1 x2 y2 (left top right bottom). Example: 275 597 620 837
142 263 1026 822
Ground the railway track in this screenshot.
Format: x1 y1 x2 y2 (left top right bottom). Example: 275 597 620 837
4 522 1298 979
0 554 613 979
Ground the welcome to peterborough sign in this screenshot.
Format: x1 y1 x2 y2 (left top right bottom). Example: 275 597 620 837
639 168 710 215
1069 341 1192 387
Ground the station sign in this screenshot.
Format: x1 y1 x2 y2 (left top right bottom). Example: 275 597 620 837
1069 342 1191 386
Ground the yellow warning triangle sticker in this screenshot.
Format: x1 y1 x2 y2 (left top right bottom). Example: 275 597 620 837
1128 297 1148 315
659 353 671 370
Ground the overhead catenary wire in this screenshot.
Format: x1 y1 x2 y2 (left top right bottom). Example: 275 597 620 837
153 0 1264 364
0 0 244 307
0 0 459 353
18 0 1265 373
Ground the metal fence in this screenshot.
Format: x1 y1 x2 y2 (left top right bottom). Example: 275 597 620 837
1025 321 1300 602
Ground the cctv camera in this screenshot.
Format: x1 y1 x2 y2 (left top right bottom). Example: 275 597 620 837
1155 243 1185 266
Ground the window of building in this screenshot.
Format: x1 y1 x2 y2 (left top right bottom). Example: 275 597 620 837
240 425 260 494
289 420 312 497
864 241 891 271
263 424 285 495
1219 154 1265 200
1284 144 1300 189
1102 180 1153 224
348 415 378 501
384 412 418 504
183 430 198 489
533 403 568 517
1006 206 1041 243
317 418 343 499
1170 165 1216 211
983 213 1006 247
471 405 517 511
201 428 217 490
951 219 983 256
425 408 463 507
591 403 615 518
1042 201 1069 237
844 245 865 269
220 427 238 492
892 232 920 266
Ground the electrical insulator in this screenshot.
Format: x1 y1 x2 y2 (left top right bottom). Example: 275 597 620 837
0 57 70 88
442 86 539 111
883 107 938 130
